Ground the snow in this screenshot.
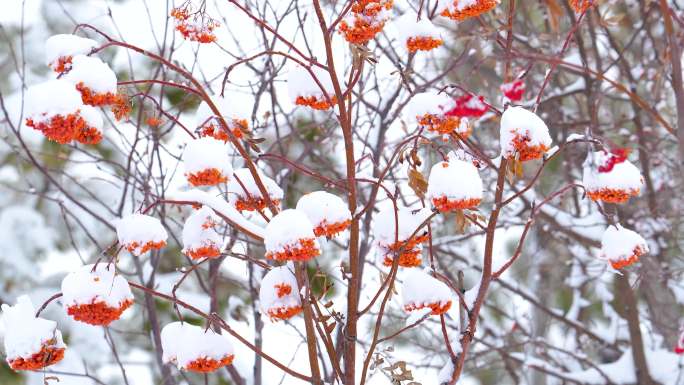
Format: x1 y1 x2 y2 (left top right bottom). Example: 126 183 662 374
437 360 454 384
79 105 104 130
24 79 83 122
182 206 223 255
182 137 234 176
499 106 552 158
565 348 682 385
161 321 234 370
196 95 246 126
114 213 168 255
45 34 98 68
395 14 442 43
426 156 483 202
401 269 452 311
565 133 586 142
259 265 301 314
405 91 455 121
264 209 319 253
583 152 644 192
295 191 351 230
287 64 335 103
227 167 283 203
600 225 649 262
373 205 432 246
405 307 433 325
0 295 66 361
61 263 134 309
63 55 118 94
168 189 266 239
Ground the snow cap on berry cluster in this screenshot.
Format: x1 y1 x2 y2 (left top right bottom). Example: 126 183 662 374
426 153 483 207
182 206 223 258
600 224 649 268
161 321 234 370
45 34 98 70
394 14 443 52
264 209 320 258
287 65 336 107
1 295 66 363
405 91 455 122
183 137 234 178
61 264 133 309
401 269 452 314
499 106 552 159
115 213 168 256
63 55 118 95
227 168 283 206
583 151 643 195
295 191 352 236
259 264 302 320
25 79 86 123
373 205 432 246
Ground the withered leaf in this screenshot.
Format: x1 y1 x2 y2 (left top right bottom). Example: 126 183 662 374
408 168 428 199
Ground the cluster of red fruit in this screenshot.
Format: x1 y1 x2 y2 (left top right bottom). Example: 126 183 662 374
445 94 489 118
597 148 630 173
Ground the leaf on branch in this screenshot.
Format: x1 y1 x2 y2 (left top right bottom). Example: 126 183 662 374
383 361 414 382
408 168 428 199
325 320 336 334
600 12 625 28
409 148 422 167
455 210 469 234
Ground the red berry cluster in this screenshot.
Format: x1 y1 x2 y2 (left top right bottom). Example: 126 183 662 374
445 94 488 118
598 148 630 173
501 79 525 102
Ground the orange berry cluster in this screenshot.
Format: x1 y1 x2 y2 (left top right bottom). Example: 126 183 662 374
431 196 481 212
441 0 497 21
295 95 338 111
382 234 428 268
199 120 248 141
417 114 468 137
610 244 647 270
171 6 220 43
570 0 593 13
124 240 167 256
274 283 293 298
267 304 303 321
265 238 320 262
186 168 228 187
587 187 640 204
66 299 133 326
51 56 73 74
313 219 352 238
234 197 280 212
8 341 65 371
76 82 130 121
186 245 222 260
26 113 102 145
404 300 452 315
406 36 443 53
506 133 549 162
339 0 393 45
186 354 235 373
